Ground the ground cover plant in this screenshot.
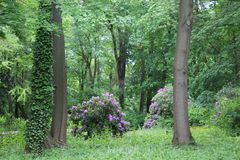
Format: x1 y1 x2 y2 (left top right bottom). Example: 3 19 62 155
0 127 240 160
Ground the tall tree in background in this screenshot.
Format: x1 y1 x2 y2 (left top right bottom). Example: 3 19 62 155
172 0 194 145
47 2 67 147
107 22 129 109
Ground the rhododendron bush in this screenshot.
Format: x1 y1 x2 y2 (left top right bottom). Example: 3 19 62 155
143 87 173 129
69 93 129 137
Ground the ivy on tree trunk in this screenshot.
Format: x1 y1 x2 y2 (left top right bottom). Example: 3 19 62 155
25 1 53 153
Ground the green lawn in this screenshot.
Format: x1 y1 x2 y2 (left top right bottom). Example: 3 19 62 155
1 127 239 160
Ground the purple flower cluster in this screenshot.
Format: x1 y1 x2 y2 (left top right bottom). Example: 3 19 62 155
68 92 129 137
143 102 160 129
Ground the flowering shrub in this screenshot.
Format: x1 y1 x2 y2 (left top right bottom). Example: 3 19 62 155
69 93 129 137
143 87 173 129
152 88 173 118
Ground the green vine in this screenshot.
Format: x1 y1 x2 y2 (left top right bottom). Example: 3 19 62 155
25 1 53 153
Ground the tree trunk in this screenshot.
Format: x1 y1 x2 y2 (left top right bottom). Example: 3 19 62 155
139 91 145 112
97 58 100 82
146 89 152 113
139 58 146 112
18 103 27 119
107 21 128 109
117 57 126 109
93 55 97 85
48 3 67 147
172 0 194 145
14 102 19 118
117 29 128 109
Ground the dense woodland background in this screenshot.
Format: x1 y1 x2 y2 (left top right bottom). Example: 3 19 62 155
1 0 239 118
0 0 240 159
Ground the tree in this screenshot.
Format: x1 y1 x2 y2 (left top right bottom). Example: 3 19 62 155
0 0 36 118
47 2 67 147
25 1 53 153
107 23 129 109
172 0 194 145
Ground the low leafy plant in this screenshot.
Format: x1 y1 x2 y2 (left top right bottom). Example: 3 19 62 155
69 93 129 138
124 109 146 130
188 107 210 126
214 97 240 136
0 114 26 132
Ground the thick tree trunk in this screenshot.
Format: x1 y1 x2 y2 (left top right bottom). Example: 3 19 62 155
172 0 194 145
48 3 67 147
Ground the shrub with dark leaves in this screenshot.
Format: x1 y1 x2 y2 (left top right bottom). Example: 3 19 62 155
69 93 129 138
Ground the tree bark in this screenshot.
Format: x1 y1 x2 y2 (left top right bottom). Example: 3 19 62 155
107 21 128 109
172 0 194 145
117 29 128 109
48 3 67 147
146 89 152 113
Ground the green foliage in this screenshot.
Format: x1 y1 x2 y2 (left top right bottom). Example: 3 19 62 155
124 109 146 130
190 63 233 106
1 127 240 160
189 1 240 105
0 0 36 117
25 1 53 153
9 85 31 105
0 133 25 157
0 115 26 132
215 86 240 101
214 97 240 136
156 117 173 128
188 107 210 126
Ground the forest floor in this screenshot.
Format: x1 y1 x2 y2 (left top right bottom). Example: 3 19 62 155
0 127 239 160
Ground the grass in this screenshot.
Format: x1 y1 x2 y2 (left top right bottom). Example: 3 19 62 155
0 127 239 160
